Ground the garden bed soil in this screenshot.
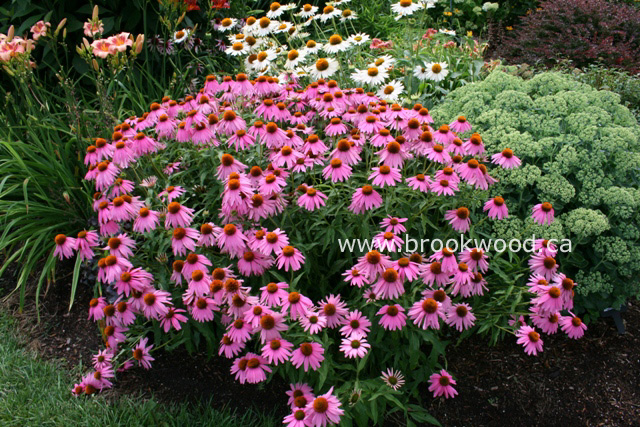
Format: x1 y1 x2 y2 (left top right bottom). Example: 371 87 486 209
2 261 639 426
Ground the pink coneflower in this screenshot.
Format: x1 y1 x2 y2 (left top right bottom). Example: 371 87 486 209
218 110 246 136
188 270 212 295
92 349 113 371
300 311 328 335
340 333 370 358
449 116 472 133
516 325 544 355
491 148 521 169
237 250 273 276
318 294 348 328
431 179 458 196
324 117 349 136
372 268 405 299
291 341 325 372
409 297 445 330
227 318 254 343
217 223 248 258
286 383 315 411
322 157 353 182
262 338 293 365
113 300 136 326
407 173 431 192
420 261 449 287
445 207 471 233
171 227 200 256
103 325 127 348
446 303 476 331
98 255 132 284
528 253 558 280
132 337 155 369
380 368 405 390
263 122 289 149
281 291 313 320
393 257 421 282
463 133 485 156
114 268 153 295
426 144 452 164
54 234 76 260
161 307 188 332
434 124 456 145
298 187 328 211
355 250 392 279
257 229 289 256
158 185 185 202
276 245 305 271
191 296 217 322
219 334 246 359
256 312 288 343
273 145 303 169
141 289 170 319
560 315 587 339
377 140 411 168
88 297 107 321
260 281 289 307
369 165 402 188
258 172 287 195
197 223 217 247
283 409 307 427
459 248 489 272
531 284 565 313
483 196 508 219
430 248 458 273
380 217 408 234
304 387 343 427
373 231 404 252
92 366 115 389
228 129 256 151
217 153 247 180
339 310 371 337
104 234 136 259
449 262 474 297
530 308 560 335
377 304 407 331
342 267 369 288
349 185 383 214
534 239 558 258
165 202 194 229
532 202 555 225
244 353 271 384
428 369 458 399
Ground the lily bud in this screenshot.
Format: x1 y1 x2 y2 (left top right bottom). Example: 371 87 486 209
92 5 99 21
7 25 14 42
54 18 67 37
92 59 99 71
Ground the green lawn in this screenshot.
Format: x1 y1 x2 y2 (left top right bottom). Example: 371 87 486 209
0 312 278 427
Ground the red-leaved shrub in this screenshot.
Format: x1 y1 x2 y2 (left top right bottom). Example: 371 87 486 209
492 0 640 74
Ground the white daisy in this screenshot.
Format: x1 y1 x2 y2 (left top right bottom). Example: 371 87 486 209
368 54 396 70
425 62 449 81
323 34 352 54
317 5 342 22
296 4 318 18
391 0 423 20
173 29 191 44
245 54 259 72
439 28 456 36
348 33 370 46
419 0 437 8
310 57 340 79
254 49 278 70
302 39 322 54
340 9 358 21
377 80 405 102
301 16 315 27
284 48 308 69
227 33 245 44
244 35 264 52
288 26 309 39
254 17 275 37
266 2 285 19
351 66 389 86
218 17 238 32
242 17 258 35
413 64 430 80
282 3 297 11
273 21 293 34
225 41 249 56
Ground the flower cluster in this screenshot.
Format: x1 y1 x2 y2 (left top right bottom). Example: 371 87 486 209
52 67 590 425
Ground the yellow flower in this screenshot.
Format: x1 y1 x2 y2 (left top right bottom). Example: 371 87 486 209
444 11 452 16
467 30 473 37
506 26 513 31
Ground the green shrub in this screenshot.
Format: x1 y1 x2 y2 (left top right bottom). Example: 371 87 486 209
433 70 640 319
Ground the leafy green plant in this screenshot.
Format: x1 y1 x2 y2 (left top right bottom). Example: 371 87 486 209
433 70 640 319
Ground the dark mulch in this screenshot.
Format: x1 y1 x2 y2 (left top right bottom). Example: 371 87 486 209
2 260 639 426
